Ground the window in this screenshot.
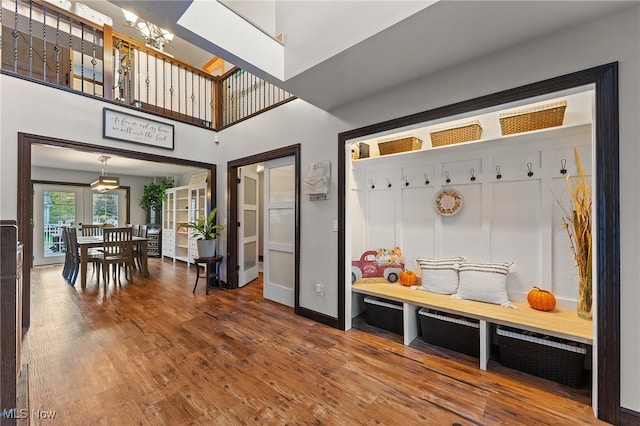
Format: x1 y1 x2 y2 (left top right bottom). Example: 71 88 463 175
93 193 118 225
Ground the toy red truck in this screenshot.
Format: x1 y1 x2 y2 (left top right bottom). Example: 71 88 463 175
351 250 404 283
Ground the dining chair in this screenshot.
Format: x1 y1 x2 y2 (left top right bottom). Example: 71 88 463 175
133 225 148 271
132 224 141 237
97 227 134 286
66 227 101 285
61 227 73 283
81 223 103 236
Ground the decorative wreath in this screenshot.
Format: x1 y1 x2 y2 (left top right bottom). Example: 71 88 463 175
435 188 463 216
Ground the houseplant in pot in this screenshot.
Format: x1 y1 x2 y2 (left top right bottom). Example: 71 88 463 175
179 208 224 258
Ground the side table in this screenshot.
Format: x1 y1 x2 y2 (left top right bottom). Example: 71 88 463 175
192 256 223 295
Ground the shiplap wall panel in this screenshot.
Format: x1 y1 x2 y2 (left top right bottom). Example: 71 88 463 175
490 179 542 300
400 186 435 270
439 183 485 258
350 123 593 306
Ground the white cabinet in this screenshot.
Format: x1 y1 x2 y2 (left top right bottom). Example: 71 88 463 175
188 185 207 263
162 184 207 263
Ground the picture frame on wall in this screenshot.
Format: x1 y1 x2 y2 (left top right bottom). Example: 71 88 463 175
103 107 174 150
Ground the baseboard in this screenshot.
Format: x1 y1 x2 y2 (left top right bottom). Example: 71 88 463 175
296 306 338 328
620 407 640 425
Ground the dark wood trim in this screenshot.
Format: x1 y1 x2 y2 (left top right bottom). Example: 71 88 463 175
0 220 19 421
17 132 216 331
338 63 619 424
620 407 640 425
297 307 339 329
226 144 302 315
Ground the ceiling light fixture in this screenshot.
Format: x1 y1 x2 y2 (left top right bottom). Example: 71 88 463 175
122 9 174 52
91 155 120 192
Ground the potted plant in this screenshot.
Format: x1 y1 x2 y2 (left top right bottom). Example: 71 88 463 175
139 178 173 223
179 208 224 258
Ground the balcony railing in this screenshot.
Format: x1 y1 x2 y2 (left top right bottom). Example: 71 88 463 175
1 0 295 130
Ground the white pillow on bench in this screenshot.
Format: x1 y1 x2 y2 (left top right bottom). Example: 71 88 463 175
417 257 464 294
452 261 514 308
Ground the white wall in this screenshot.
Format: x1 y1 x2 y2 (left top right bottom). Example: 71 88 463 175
0 75 219 219
331 4 640 413
217 99 349 317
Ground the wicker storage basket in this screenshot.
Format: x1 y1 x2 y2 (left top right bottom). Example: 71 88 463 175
499 100 567 135
364 296 403 334
497 326 587 388
377 137 423 156
418 308 480 357
429 121 482 147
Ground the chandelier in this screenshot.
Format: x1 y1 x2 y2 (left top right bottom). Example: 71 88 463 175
122 9 174 52
91 155 120 192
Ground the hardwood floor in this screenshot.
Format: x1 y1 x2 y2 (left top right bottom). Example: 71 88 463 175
21 258 604 425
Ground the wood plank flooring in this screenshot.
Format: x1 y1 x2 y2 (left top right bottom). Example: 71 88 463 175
21 258 605 425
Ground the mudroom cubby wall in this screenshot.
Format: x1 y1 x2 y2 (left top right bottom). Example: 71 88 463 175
348 93 594 310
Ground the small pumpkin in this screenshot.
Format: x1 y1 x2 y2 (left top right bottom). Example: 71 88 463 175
527 287 556 311
400 269 417 286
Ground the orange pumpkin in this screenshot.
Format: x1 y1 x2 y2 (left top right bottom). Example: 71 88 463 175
400 270 417 286
527 287 556 311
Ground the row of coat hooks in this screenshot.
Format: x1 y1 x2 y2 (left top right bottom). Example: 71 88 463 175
368 159 570 188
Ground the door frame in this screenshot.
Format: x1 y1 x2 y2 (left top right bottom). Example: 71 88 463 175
227 145 302 312
338 63 619 423
17 132 216 329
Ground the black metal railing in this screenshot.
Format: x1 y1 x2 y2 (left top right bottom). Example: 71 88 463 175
0 0 294 130
220 68 294 128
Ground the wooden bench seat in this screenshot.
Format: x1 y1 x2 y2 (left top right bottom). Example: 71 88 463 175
352 278 593 371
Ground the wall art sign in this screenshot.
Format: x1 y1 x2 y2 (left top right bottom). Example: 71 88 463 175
103 108 174 150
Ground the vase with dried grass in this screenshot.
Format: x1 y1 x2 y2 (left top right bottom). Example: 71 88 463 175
561 147 593 320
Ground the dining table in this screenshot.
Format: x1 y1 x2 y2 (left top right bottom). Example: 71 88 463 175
76 235 149 290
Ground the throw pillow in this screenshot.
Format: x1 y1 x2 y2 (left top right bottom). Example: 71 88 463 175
452 261 514 308
417 257 464 294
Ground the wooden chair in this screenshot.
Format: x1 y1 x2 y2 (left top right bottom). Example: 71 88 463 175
133 225 148 271
61 227 74 283
132 224 141 237
64 227 101 285
97 227 134 286
81 223 103 236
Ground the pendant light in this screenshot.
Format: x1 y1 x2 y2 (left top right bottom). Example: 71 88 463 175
91 155 120 192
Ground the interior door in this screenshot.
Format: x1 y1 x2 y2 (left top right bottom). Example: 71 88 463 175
33 184 84 266
238 166 259 287
263 156 295 306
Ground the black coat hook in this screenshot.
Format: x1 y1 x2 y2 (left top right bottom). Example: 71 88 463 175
496 165 502 180
527 162 534 177
403 175 409 187
370 179 375 189
560 159 567 175
387 177 392 188
445 171 451 184
470 168 476 182
424 173 430 185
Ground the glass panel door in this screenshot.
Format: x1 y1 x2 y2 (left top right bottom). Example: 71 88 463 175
238 166 259 287
263 157 295 306
33 184 83 266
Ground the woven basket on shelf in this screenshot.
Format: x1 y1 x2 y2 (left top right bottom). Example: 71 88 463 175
496 326 587 388
429 121 482 147
499 100 567 135
377 137 422 156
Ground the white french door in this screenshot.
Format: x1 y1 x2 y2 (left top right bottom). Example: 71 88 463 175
33 184 84 266
238 165 260 287
263 156 295 307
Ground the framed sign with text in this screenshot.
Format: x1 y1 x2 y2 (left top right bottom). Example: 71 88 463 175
103 108 174 150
